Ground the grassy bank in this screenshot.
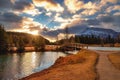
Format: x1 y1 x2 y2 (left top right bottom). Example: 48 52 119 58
20 49 98 80
108 52 120 70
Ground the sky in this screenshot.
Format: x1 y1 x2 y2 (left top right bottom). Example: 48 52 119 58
0 0 120 41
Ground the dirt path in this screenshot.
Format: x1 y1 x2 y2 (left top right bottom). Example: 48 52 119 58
96 51 120 80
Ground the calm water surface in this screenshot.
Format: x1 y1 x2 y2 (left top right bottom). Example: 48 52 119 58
0 51 67 80
88 46 120 51
1 47 119 80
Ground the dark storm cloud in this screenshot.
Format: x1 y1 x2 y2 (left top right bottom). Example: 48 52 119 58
94 14 120 32
0 0 13 9
41 24 88 37
14 0 32 11
99 14 120 25
0 0 34 12
41 29 62 37
86 19 100 25
0 12 23 22
99 16 114 23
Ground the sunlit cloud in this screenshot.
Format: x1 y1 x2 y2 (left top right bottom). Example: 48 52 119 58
14 0 40 16
64 0 84 13
22 8 41 16
72 14 81 19
58 33 74 40
99 0 120 8
29 30 39 35
54 13 71 23
106 5 120 13
81 1 100 16
33 0 64 12
113 12 120 16
83 1 98 9
45 12 52 16
81 9 97 16
21 17 44 33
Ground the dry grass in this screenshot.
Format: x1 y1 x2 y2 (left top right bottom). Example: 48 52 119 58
108 52 120 70
21 49 98 80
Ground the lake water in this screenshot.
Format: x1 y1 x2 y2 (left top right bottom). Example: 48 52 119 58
1 47 119 80
88 47 120 51
0 51 68 80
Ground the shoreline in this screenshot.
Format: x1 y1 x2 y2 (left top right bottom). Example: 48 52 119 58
3 45 120 54
20 49 98 80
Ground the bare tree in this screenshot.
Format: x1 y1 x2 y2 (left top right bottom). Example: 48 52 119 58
64 26 69 40
64 26 69 45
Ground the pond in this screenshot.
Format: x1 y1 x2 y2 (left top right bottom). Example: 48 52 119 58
0 51 68 80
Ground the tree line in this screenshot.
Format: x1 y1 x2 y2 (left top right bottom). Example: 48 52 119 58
75 35 120 45
0 24 49 53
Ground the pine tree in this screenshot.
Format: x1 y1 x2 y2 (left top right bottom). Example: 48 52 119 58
0 24 8 53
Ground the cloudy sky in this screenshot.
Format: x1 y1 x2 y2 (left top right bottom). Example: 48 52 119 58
0 0 120 41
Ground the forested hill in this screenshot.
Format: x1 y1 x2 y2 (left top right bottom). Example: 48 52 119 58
6 32 50 47
0 25 50 53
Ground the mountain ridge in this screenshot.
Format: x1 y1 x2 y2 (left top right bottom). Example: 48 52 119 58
75 27 120 38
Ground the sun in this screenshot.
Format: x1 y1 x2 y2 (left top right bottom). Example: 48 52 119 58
29 30 39 35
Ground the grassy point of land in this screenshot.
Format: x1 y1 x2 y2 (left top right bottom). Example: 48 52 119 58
108 52 120 70
21 49 98 80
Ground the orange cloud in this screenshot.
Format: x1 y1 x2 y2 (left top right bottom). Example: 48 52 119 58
81 9 97 16
22 17 43 29
64 0 84 13
8 17 44 34
64 0 99 15
23 3 41 16
54 13 71 23
33 0 64 12
107 5 120 13
81 2 99 16
83 2 98 9
100 0 119 7
14 1 40 16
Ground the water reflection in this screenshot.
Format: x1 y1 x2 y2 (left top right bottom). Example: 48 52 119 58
34 52 66 72
0 51 66 80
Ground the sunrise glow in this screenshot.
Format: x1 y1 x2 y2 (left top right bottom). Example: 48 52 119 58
0 0 120 41
29 30 39 35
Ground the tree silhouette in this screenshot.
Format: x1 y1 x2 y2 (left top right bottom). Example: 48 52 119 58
0 24 8 53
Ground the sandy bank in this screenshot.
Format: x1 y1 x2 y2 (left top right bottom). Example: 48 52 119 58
20 49 98 80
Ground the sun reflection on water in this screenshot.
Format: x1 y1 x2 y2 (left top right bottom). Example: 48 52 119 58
31 52 36 67
0 51 67 79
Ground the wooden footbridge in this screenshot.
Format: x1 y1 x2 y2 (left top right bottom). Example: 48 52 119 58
61 43 88 51
45 43 88 51
68 43 88 49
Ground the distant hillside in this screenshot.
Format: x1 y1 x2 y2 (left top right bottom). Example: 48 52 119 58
42 25 120 40
74 27 120 44
56 27 120 45
7 31 50 47
76 27 120 38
